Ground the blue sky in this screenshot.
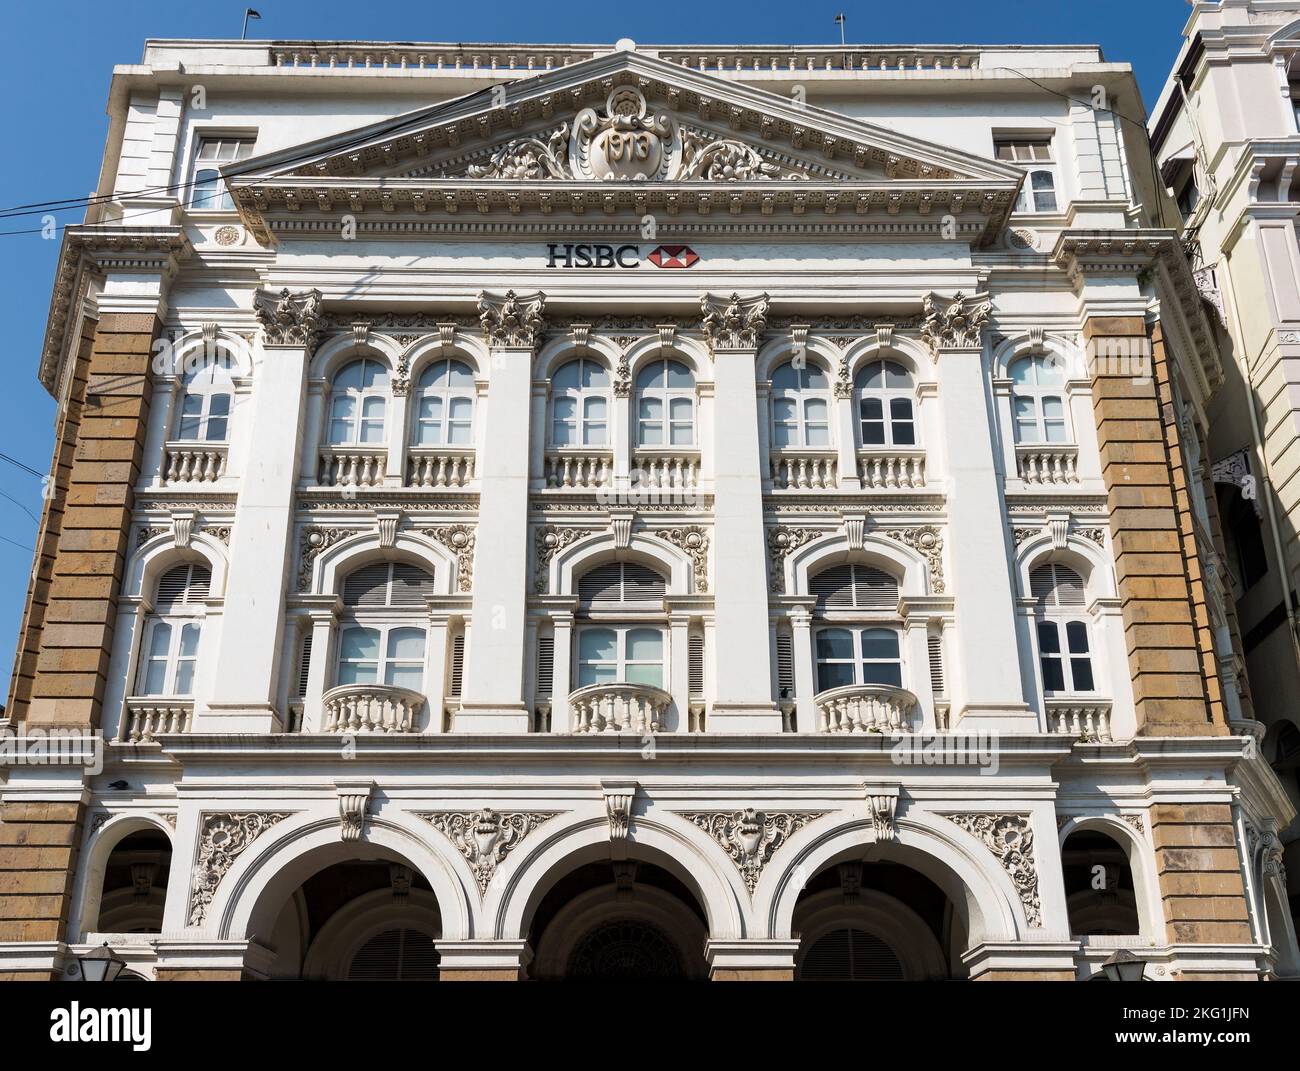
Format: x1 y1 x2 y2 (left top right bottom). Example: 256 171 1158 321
0 0 1193 705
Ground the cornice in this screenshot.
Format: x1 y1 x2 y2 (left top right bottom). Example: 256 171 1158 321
38 225 192 397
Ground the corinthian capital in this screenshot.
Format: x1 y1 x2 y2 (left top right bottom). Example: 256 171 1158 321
478 289 547 348
700 291 770 353
253 287 323 352
918 291 992 358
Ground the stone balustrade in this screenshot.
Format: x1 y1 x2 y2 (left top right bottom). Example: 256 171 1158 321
545 449 613 489
407 446 476 488
568 682 672 734
162 442 228 485
857 448 926 489
815 684 920 734
321 683 425 733
318 446 387 487
1015 444 1079 485
123 698 193 743
631 449 701 490
770 449 838 490
1045 699 1113 743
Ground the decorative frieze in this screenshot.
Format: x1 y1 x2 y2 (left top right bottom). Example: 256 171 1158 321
918 291 991 357
188 812 291 926
654 525 710 592
883 525 946 594
478 289 546 348
418 808 559 893
683 808 826 893
701 292 770 353
253 288 323 352
423 524 476 592
766 525 822 594
941 813 1041 927
534 524 587 593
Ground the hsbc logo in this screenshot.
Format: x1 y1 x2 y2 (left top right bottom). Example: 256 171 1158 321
545 243 699 269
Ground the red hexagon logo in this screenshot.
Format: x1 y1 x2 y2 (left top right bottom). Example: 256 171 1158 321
647 245 699 269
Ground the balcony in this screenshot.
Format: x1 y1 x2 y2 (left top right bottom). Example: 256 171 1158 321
407 446 476 488
568 682 672 733
318 445 387 488
770 448 838 490
1015 444 1079 485
161 442 228 485
122 698 193 743
321 683 425 733
544 448 613 489
1045 698 1113 742
631 448 701 490
857 447 926 489
815 684 920 734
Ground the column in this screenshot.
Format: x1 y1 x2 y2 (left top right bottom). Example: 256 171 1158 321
928 293 1035 731
551 612 573 733
424 610 451 733
203 288 318 733
789 604 818 733
385 382 410 487
833 392 861 490
301 605 335 733
701 293 782 731
669 612 691 733
457 291 545 732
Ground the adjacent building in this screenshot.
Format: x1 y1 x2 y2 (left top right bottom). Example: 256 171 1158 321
0 33 1294 980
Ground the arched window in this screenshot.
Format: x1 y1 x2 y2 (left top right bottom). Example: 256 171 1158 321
551 358 610 446
1031 563 1094 694
854 360 916 447
413 359 475 446
1062 830 1139 936
809 564 902 692
635 358 695 446
335 562 435 691
1009 354 1068 444
328 359 389 446
771 361 832 448
137 563 210 696
173 350 234 442
575 562 668 689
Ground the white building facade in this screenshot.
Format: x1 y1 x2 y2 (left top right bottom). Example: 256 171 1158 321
0 37 1295 981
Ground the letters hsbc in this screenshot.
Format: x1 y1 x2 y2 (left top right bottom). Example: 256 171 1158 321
545 244 699 269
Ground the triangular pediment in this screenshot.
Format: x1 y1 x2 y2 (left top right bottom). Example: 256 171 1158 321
226 48 1023 244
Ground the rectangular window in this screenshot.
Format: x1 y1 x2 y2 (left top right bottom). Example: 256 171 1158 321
996 138 1058 214
190 136 254 211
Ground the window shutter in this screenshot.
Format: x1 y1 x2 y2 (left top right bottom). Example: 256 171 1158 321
1031 564 1086 608
342 563 391 607
688 632 704 696
927 633 945 696
577 562 667 607
810 564 898 610
389 563 437 606
155 563 211 610
810 565 854 608
296 633 312 697
776 631 794 699
448 634 465 697
536 636 554 698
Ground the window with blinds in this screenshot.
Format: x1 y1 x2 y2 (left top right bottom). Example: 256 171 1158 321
576 562 667 607
342 562 437 607
346 928 440 981
927 633 945 696
776 631 794 700
448 634 465 697
296 633 313 698
154 563 212 610
1030 563 1086 608
809 564 899 611
536 636 554 698
799 928 904 981
688 632 704 696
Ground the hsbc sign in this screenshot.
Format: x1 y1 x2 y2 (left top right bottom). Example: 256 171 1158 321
545 243 699 269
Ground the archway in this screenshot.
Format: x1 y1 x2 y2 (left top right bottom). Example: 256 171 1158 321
791 860 956 980
527 859 709 980
263 857 443 981
1061 829 1140 936
92 828 172 934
